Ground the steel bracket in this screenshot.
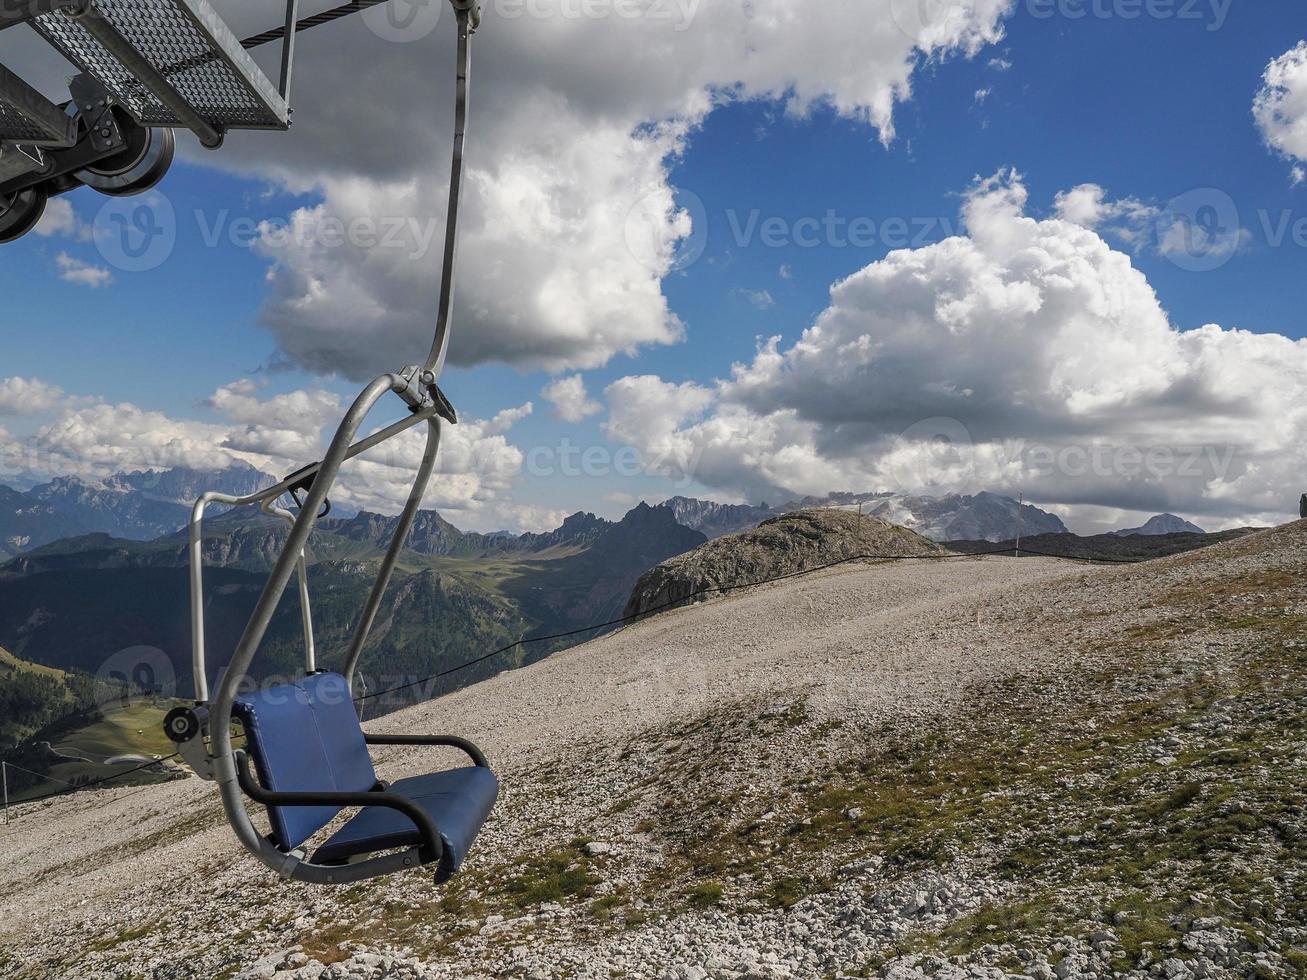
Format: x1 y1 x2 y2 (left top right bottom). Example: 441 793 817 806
68 74 125 155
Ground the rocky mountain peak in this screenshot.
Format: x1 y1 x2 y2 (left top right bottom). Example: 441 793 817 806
624 508 943 619
1112 513 1206 536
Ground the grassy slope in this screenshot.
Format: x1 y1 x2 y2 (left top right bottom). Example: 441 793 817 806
0 645 181 801
0 646 79 751
2 693 182 801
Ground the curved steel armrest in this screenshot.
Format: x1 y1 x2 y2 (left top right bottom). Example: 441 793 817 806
234 751 445 865
364 734 489 770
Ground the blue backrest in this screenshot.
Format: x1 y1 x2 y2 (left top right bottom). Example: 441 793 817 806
233 672 377 851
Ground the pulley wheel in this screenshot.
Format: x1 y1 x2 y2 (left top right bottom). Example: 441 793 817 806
75 112 175 197
0 185 49 244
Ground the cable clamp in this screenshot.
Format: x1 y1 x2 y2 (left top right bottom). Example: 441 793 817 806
397 365 457 424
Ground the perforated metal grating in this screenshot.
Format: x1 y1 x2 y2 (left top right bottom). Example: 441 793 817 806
0 101 60 142
33 0 287 131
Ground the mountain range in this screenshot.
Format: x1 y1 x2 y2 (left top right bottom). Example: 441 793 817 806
0 464 1219 725
0 493 705 716
0 465 274 558
667 490 1070 543
3 464 1211 557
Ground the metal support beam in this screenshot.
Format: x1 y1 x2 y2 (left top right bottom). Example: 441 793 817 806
0 62 75 145
342 417 442 688
0 0 70 31
68 0 224 148
276 0 300 100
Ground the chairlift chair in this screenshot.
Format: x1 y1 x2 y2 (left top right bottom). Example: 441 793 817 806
50 0 506 885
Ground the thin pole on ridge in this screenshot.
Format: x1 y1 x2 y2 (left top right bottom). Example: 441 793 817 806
2 761 8 825
1015 492 1024 559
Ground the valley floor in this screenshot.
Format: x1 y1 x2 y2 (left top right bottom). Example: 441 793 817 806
0 529 1303 980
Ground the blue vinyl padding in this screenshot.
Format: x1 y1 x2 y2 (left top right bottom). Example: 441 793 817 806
233 672 378 851
313 766 499 879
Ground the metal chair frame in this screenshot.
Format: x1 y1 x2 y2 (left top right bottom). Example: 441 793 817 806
156 0 485 885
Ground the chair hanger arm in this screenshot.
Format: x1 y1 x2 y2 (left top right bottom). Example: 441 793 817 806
364 734 489 769
235 751 445 865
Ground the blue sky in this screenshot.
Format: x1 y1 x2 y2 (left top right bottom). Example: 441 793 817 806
2 0 1305 532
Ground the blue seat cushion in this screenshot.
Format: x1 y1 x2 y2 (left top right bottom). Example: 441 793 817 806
313 766 499 879
233 672 377 851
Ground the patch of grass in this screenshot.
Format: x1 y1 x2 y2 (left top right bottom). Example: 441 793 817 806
590 893 629 920
762 876 811 909
88 923 154 952
299 934 352 967
683 881 725 909
498 848 600 910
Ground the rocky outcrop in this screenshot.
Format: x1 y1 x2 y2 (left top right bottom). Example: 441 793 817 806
623 508 944 620
1111 513 1205 536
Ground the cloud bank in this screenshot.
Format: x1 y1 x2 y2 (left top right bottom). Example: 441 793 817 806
0 377 552 531
208 0 1012 378
605 172 1307 528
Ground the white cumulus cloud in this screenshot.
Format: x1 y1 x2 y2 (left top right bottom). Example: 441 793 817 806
1255 41 1307 178
0 377 65 416
187 0 1014 379
0 379 549 531
542 375 602 422
33 199 90 240
605 171 1307 528
54 253 113 288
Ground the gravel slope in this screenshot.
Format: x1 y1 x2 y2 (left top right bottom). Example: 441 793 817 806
0 526 1301 980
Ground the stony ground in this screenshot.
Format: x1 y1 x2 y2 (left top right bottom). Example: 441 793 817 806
0 523 1303 979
